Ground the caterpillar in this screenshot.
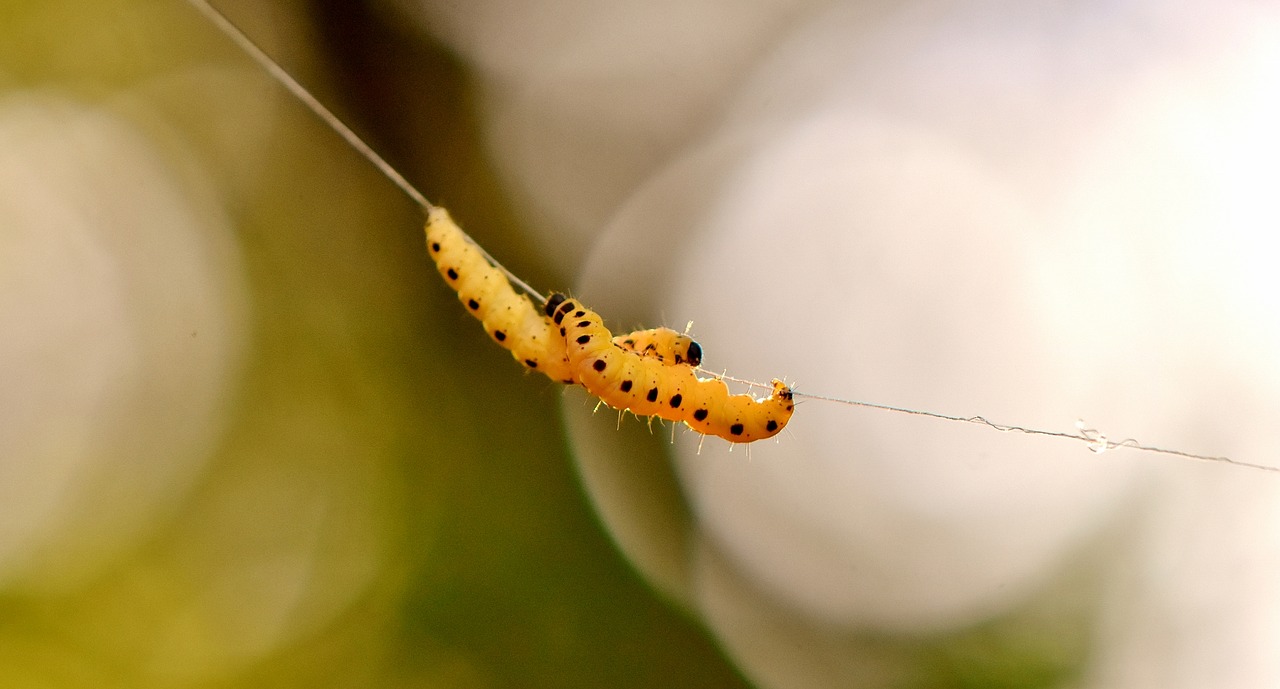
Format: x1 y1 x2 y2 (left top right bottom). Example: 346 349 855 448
548 294 794 443
425 211 793 442
612 327 702 367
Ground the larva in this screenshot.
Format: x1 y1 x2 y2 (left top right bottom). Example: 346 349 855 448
547 294 794 443
612 328 702 367
425 207 576 384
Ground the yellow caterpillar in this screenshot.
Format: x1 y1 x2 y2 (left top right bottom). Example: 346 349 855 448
425 208 792 442
548 294 794 443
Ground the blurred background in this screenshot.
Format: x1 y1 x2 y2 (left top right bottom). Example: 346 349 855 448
2 0 1279 688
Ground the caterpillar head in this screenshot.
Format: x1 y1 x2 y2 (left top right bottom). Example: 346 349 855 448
544 293 568 318
614 327 704 367
770 379 795 407
684 340 703 367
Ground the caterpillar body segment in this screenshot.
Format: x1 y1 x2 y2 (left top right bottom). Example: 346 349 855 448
547 294 794 443
425 207 575 383
613 328 702 367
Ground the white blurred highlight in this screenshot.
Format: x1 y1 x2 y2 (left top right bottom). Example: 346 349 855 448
388 0 825 274
0 94 247 591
